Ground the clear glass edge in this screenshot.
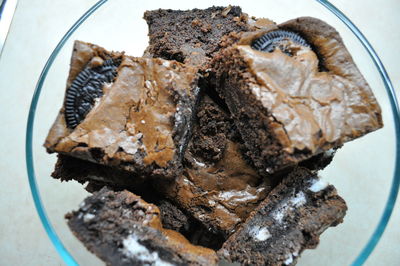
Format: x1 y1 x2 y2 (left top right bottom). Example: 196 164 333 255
315 1 400 265
24 0 400 265
25 0 109 265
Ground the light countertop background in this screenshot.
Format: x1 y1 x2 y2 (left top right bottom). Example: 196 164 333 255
0 0 399 265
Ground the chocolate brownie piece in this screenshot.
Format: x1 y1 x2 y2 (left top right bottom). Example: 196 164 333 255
54 154 225 249
156 93 273 236
52 154 145 193
45 41 200 179
143 6 267 66
66 187 218 266
218 167 347 265
213 17 383 175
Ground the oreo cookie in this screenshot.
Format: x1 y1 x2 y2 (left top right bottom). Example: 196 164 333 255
64 58 120 128
251 30 309 55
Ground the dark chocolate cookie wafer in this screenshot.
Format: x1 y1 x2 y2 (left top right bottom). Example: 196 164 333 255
65 58 120 128
251 30 310 55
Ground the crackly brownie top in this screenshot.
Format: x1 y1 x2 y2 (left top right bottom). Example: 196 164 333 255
221 17 382 154
45 41 199 170
143 6 254 66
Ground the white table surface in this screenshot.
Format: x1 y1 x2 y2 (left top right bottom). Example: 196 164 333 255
0 0 399 265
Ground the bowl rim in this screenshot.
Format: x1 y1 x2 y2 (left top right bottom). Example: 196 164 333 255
25 0 400 265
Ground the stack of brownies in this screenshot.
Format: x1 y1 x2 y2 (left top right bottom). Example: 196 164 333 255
44 6 382 265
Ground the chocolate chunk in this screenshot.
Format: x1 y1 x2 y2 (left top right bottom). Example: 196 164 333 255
65 58 120 128
218 168 347 265
66 187 218 265
251 30 310 55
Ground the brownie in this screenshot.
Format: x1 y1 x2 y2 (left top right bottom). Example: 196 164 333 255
47 9 367 266
44 41 200 179
52 154 144 193
66 187 218 266
213 17 383 175
156 93 273 236
143 6 248 65
142 8 282 235
55 154 225 249
218 167 347 265
143 6 274 66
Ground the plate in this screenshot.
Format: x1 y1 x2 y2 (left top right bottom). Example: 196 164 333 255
26 0 400 265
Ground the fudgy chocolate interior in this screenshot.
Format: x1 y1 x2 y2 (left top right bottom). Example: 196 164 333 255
144 6 250 65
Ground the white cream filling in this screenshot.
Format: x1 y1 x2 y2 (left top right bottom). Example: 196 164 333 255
122 234 173 266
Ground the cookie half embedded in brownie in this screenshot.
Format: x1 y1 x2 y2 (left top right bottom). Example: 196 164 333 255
66 187 219 266
44 41 200 179
218 167 347 265
213 17 383 175
157 93 274 237
143 6 265 66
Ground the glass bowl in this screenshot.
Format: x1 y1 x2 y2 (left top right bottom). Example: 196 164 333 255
26 0 399 265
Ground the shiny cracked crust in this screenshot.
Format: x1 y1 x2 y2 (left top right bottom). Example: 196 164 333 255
214 17 383 175
44 41 199 178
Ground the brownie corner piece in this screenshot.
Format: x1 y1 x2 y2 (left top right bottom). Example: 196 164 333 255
213 17 383 175
218 167 347 265
67 187 218 266
143 6 252 66
44 41 200 179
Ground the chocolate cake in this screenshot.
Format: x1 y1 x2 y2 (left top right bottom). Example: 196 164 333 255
218 167 347 265
213 17 383 175
45 41 200 179
67 187 218 266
